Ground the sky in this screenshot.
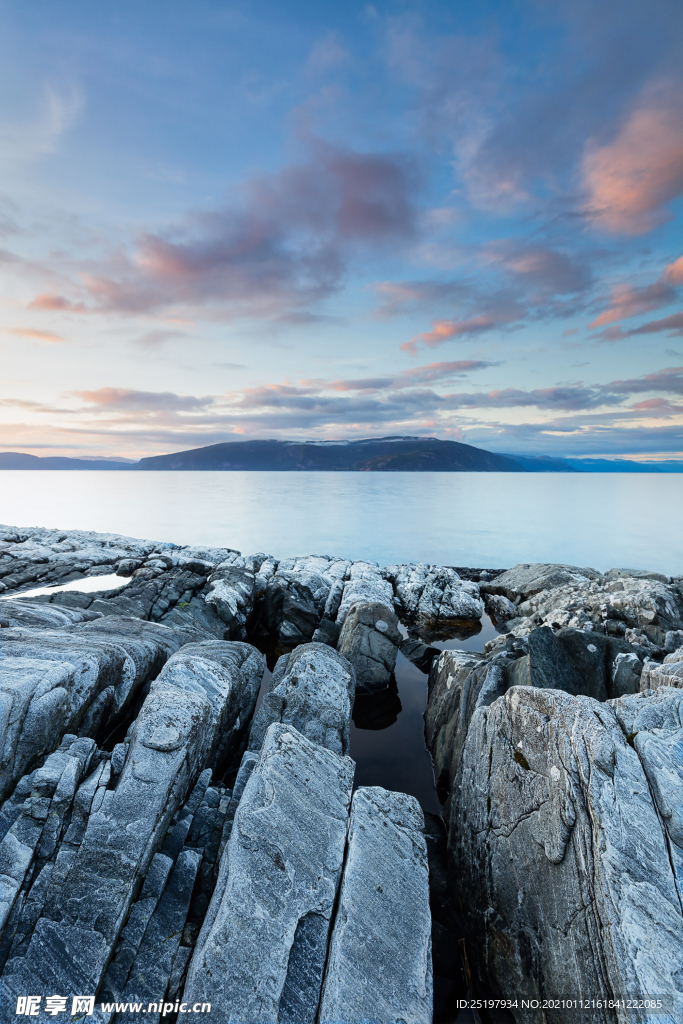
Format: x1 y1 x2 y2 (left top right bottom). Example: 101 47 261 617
1 0 683 461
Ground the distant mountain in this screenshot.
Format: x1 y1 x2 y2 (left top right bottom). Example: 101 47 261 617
507 454 683 473
3 440 682 472
0 452 133 470
137 437 525 472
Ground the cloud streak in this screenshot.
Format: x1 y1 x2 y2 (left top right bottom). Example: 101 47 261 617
5 327 65 343
583 82 683 235
590 253 683 328
26 140 420 321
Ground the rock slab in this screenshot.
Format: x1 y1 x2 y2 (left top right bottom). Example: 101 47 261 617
183 723 355 1023
319 786 433 1024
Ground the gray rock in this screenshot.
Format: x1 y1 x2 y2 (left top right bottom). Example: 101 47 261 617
424 650 489 797
204 563 256 638
0 640 264 1012
310 617 340 647
248 643 355 756
506 626 594 698
337 601 401 692
641 649 683 690
400 637 440 673
387 563 484 632
0 599 102 630
336 562 394 625
263 569 332 645
611 651 644 696
260 557 350 645
183 723 355 1023
613 688 683 902
448 684 683 1020
319 787 432 1024
0 658 82 803
498 572 683 644
0 524 238 599
481 562 603 601
0 619 215 795
0 737 98 942
153 641 265 768
114 848 202 1022
482 591 517 627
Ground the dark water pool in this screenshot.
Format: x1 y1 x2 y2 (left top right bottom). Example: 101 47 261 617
248 614 500 815
350 615 500 814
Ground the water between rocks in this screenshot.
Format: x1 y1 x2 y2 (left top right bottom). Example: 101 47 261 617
249 614 500 815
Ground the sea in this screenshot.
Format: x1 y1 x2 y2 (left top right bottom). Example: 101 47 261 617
1 468 682 815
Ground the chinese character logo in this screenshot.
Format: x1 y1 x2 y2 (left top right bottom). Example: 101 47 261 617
15 997 41 1016
71 997 95 1016
44 997 68 1016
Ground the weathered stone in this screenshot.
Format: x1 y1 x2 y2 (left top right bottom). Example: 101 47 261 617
263 570 330 644
0 599 101 630
248 643 355 756
153 640 265 768
319 787 432 1024
310 617 339 647
0 640 264 1013
481 562 603 601
0 658 81 803
492 569 683 644
115 848 202 1022
400 638 442 674
641 649 683 690
425 650 488 797
611 650 644 696
336 562 394 625
506 626 592 697
448 685 683 1020
0 619 214 792
183 723 355 1023
613 687 683 901
0 525 238 599
337 601 401 691
204 564 256 638
387 563 484 634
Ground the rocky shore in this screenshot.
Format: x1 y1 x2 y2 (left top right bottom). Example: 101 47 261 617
1 524 682 1022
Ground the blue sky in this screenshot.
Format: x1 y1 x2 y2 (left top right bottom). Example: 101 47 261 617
1 0 683 459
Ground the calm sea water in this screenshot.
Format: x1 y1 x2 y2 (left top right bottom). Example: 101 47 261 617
0 469 681 572
2 469 681 816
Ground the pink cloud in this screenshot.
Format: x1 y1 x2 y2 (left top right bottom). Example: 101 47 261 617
300 359 492 393
630 310 683 336
401 314 506 353
589 253 683 328
27 294 86 313
24 141 420 321
6 327 65 343
583 83 683 235
76 388 212 412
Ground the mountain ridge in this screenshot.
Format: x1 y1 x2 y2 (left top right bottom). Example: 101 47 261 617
1 437 682 471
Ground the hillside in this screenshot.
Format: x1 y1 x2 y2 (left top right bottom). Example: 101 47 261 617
136 437 524 472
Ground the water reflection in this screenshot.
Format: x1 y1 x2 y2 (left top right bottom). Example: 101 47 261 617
351 678 401 730
349 614 500 816
247 614 500 816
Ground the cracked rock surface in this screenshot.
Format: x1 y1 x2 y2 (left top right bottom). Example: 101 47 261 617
5 531 682 1024
425 563 683 1022
0 525 442 1023
336 601 401 691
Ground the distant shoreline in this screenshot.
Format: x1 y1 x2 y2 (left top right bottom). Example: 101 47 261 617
2 436 683 473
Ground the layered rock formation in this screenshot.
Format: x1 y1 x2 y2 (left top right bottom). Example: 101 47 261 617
0 526 439 1023
4 531 682 1023
426 561 683 1022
